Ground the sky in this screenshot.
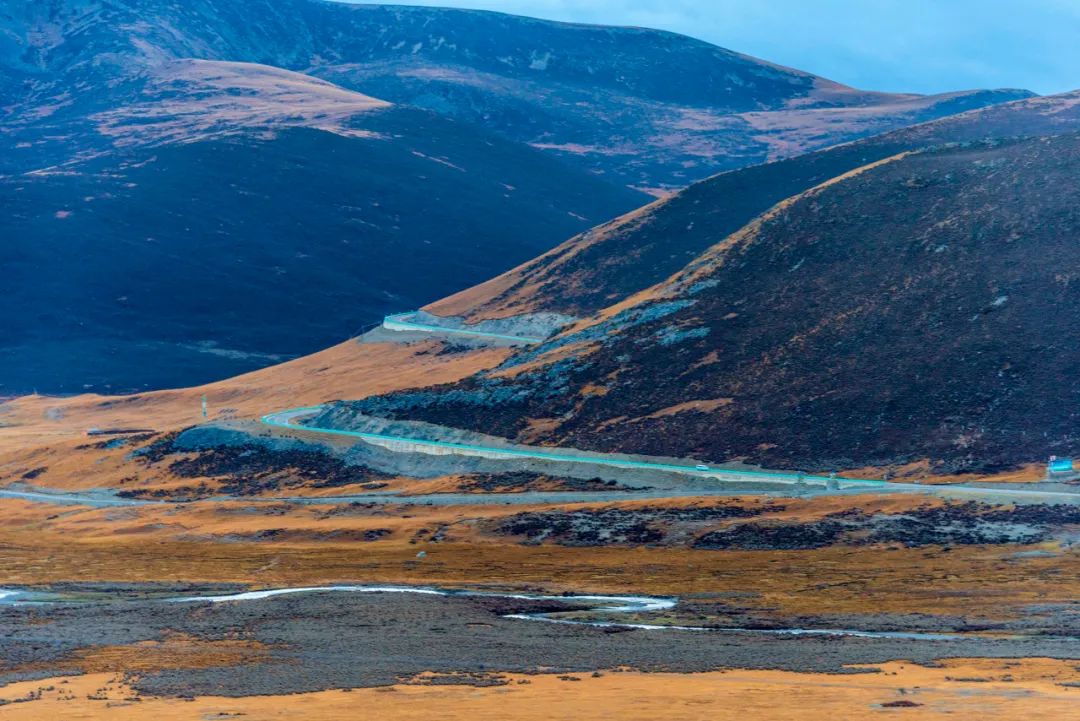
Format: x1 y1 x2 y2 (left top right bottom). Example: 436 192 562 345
350 0 1080 95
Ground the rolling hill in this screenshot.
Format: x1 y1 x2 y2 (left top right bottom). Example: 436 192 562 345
3 0 1032 187
328 97 1080 475
431 91 1080 321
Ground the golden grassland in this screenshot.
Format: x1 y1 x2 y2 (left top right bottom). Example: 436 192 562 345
0 339 509 454
0 495 1075 620
5 634 273 678
1 659 1078 720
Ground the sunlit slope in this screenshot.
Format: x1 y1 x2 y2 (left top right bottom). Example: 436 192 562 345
430 90 1080 321
0 339 510 454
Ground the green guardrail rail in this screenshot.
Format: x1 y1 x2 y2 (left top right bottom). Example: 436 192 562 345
261 406 888 488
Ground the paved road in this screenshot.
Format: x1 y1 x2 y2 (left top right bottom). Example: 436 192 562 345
262 406 1080 505
382 312 544 343
0 487 155 507
3 407 1077 508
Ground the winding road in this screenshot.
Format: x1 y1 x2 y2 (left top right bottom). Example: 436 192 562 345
260 406 1080 504
382 312 545 343
261 406 888 491
3 406 1078 508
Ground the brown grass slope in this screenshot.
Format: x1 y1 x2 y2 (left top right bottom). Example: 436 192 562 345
2 0 1031 186
0 339 510 456
431 90 1080 321
353 132 1080 474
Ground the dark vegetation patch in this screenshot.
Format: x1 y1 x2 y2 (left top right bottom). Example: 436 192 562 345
166 445 390 494
455 471 637 493
315 502 396 519
433 343 480 357
694 503 1051 551
694 522 848 550
19 467 47 480
132 431 184 463
838 502 1074 547
202 528 393 543
75 432 157 451
490 505 768 546
493 502 1075 549
130 438 388 498
118 483 214 502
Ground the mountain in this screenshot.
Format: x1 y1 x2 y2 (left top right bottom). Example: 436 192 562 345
0 108 644 394
2 0 1032 188
0 0 1033 393
430 91 1080 321
325 95 1080 475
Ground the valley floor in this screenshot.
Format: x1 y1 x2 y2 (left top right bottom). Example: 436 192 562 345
1 338 1077 717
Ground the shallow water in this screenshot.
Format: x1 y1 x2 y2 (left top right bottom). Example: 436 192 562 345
167 584 963 639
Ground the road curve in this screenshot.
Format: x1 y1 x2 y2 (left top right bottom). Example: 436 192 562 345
382 312 544 343
261 406 888 491
262 406 1080 504
3 409 1077 509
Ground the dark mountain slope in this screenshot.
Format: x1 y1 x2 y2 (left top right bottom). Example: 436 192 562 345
0 0 1034 394
327 132 1080 474
2 0 1031 186
0 109 644 394
430 91 1080 320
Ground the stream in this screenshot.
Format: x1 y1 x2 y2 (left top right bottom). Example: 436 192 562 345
1 584 965 640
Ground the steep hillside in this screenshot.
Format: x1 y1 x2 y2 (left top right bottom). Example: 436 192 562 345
2 0 1031 186
431 91 1080 320
0 110 644 394
330 132 1080 474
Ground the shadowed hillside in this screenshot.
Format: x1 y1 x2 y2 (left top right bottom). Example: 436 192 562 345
0 0 1034 391
0 111 643 394
431 91 1080 320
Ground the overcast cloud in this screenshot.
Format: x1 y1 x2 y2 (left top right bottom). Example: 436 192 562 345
345 0 1080 95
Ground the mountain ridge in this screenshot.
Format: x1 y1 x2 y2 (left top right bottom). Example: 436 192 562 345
2 0 1034 186
430 90 1080 321
337 97 1080 474
0 0 1039 392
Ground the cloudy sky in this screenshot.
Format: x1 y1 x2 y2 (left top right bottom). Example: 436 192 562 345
355 0 1079 95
